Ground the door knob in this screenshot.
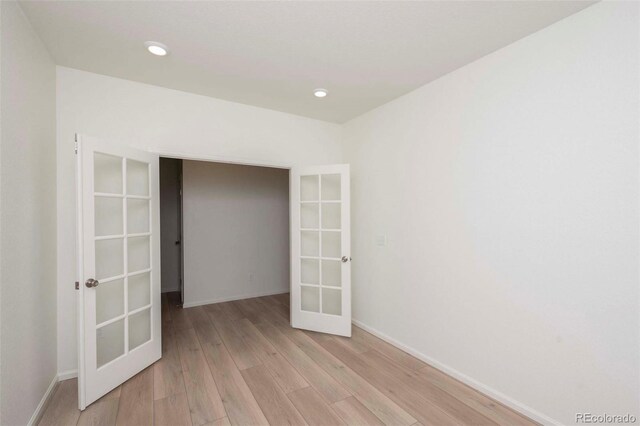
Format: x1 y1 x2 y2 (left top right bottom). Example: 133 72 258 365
85 278 99 288
341 256 351 263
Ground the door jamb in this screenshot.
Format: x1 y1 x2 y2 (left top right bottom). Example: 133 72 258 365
76 135 87 410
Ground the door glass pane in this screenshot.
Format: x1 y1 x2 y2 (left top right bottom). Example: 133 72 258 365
321 231 341 258
128 272 150 312
95 238 124 280
301 203 319 229
322 288 342 315
301 286 320 312
129 308 151 350
127 199 149 234
95 196 123 236
96 278 124 324
321 174 341 201
97 319 124 368
128 236 150 272
301 231 319 257
300 175 319 201
321 203 341 229
127 159 149 196
322 260 341 287
301 259 319 285
94 153 123 194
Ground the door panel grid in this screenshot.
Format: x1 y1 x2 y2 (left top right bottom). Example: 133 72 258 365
299 172 343 316
93 154 153 368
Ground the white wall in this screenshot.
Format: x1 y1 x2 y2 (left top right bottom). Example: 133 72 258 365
0 2 57 425
56 67 342 373
182 161 289 307
343 2 639 424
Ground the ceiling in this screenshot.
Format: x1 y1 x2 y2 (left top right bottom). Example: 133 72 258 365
20 1 595 123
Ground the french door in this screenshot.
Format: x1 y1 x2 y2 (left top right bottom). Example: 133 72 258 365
76 135 161 409
291 165 351 336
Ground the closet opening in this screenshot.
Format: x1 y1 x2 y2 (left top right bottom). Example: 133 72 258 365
159 157 290 311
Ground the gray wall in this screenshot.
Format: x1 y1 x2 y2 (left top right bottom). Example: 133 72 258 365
0 2 57 424
182 161 289 306
160 158 182 294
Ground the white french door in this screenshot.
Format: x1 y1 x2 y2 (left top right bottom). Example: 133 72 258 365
291 164 351 337
76 135 161 409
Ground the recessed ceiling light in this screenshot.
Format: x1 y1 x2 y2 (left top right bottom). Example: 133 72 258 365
314 88 328 98
145 41 168 56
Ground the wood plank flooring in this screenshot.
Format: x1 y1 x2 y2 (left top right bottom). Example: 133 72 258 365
39 292 537 426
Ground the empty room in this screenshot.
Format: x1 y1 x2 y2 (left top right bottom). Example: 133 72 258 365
0 1 638 426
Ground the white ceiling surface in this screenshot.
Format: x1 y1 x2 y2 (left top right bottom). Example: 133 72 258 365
20 1 595 123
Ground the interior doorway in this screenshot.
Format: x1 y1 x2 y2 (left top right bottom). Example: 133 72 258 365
159 158 290 308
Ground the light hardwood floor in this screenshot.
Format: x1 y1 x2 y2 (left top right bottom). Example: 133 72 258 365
39 292 537 426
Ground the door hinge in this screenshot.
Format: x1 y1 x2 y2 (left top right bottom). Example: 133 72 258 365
74 134 78 154
75 281 79 290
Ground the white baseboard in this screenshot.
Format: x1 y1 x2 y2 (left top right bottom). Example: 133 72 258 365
182 289 289 308
57 369 78 381
28 370 79 425
27 375 58 426
351 319 560 426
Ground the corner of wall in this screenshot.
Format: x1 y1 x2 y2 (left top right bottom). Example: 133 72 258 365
1 1 58 424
